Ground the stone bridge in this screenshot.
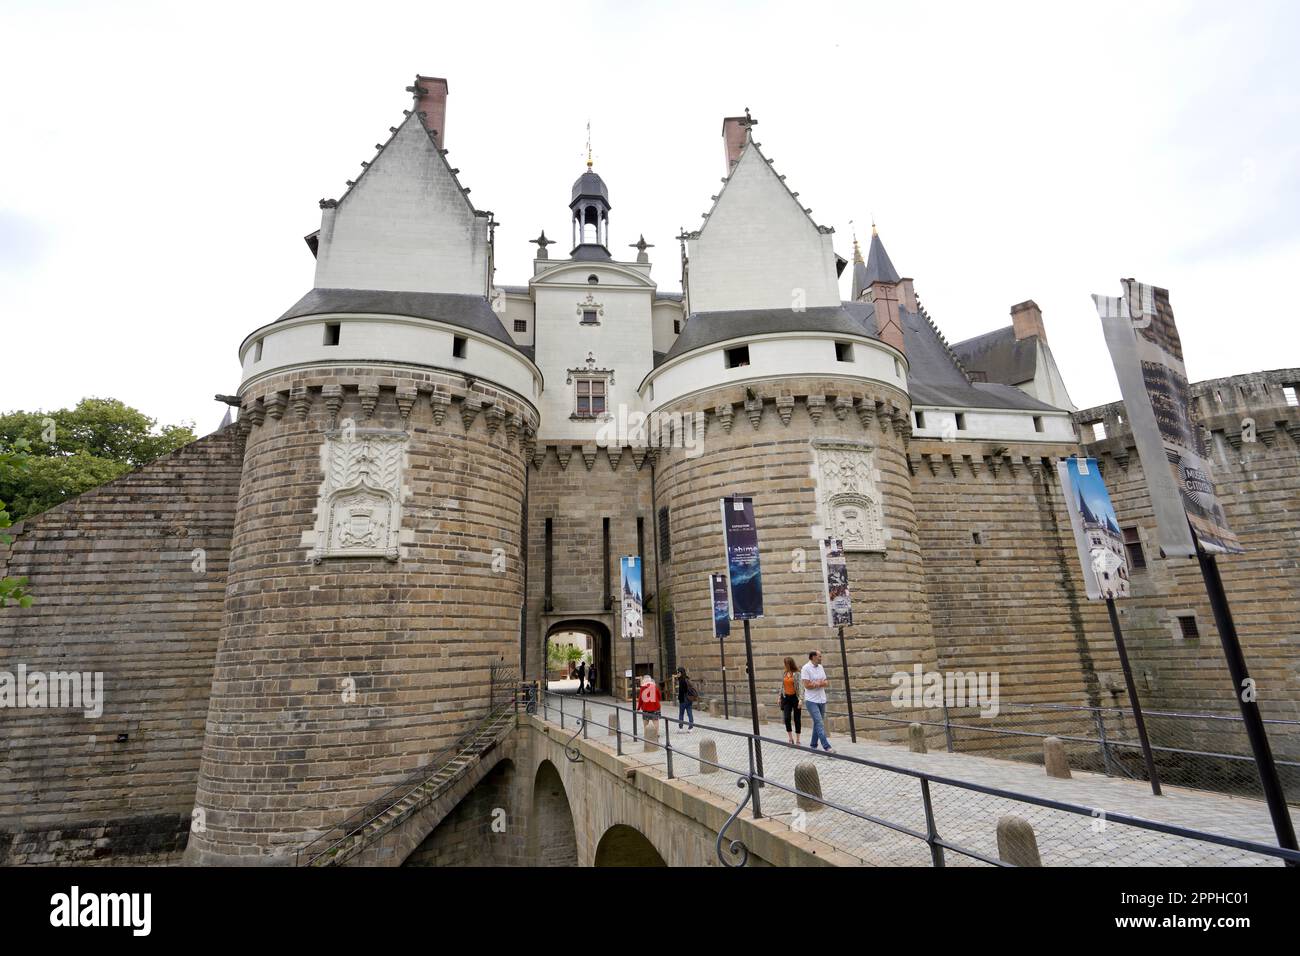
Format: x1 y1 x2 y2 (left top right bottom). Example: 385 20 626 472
342 711 851 867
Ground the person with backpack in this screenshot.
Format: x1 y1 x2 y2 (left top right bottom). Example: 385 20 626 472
636 674 661 724
675 667 697 732
779 657 803 746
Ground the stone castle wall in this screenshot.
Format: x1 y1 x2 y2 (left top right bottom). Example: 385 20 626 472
184 367 533 864
1074 369 1300 771
523 443 659 693
0 427 245 864
653 379 942 743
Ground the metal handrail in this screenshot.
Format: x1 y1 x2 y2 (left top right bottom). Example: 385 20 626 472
296 665 521 867
537 686 1300 867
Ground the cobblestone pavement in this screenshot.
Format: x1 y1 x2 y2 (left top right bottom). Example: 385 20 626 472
540 693 1292 867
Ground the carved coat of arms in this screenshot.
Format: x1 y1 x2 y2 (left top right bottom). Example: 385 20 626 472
811 439 885 552
303 428 411 562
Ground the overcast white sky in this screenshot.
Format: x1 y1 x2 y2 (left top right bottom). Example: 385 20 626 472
2 0 1297 432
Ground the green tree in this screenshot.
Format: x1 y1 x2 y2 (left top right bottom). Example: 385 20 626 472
0 398 195 522
1 437 33 607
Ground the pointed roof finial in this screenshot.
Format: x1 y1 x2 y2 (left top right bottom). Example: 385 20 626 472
871 214 878 237
586 121 593 169
850 219 864 264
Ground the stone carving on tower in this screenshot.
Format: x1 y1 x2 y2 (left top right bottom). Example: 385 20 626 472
303 427 412 563
811 439 886 552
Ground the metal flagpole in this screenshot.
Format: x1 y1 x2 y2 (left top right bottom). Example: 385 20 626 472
720 639 730 720
837 625 857 743
742 620 763 778
1104 597 1160 795
1197 548 1297 855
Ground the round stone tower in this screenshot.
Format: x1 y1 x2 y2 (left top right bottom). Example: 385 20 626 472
645 312 942 722
185 295 540 865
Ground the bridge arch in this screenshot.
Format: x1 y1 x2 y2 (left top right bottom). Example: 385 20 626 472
593 823 668 867
528 759 578 866
545 619 611 693
401 758 519 866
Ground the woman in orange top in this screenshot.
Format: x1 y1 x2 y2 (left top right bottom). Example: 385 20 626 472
780 657 802 746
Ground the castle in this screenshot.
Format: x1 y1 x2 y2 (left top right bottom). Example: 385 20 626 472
2 75 1297 865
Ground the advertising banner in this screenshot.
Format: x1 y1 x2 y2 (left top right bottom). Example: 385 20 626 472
1094 280 1243 556
818 537 853 626
1057 456 1130 600
720 495 763 620
619 556 643 639
710 573 731 638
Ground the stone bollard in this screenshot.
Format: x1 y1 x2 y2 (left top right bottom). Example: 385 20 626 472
908 722 927 754
996 815 1042 867
643 719 659 752
794 762 824 812
698 738 719 774
1044 736 1071 778
606 713 618 737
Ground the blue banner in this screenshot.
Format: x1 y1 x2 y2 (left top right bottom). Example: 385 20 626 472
710 573 730 638
720 495 763 620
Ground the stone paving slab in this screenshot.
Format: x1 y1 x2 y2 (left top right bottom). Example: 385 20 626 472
542 694 1289 867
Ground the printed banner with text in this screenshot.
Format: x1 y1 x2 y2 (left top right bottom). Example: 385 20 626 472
720 495 763 620
1094 280 1243 556
709 573 731 638
818 537 853 626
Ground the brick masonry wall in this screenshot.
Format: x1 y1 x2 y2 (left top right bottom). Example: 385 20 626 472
908 438 1118 757
0 428 244 864
402 757 524 866
524 445 658 693
1075 370 1300 772
654 379 941 743
184 368 533 864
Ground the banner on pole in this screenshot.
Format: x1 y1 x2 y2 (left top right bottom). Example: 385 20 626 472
709 573 731 638
619 556 643 639
1058 456 1130 600
1094 279 1243 556
720 495 763 619
818 537 853 626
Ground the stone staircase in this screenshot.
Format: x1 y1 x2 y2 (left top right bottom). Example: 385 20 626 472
299 706 517 866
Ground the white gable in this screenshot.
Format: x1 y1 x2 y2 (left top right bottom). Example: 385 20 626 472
313 114 489 296
686 143 840 313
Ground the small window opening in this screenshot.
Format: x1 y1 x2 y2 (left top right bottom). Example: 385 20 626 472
954 412 966 431
581 309 599 325
1089 420 1107 441
514 319 527 333
588 274 599 285
914 410 926 429
673 320 681 334
1032 415 1044 433
323 323 341 346
253 340 263 362
1284 385 1298 407
1177 615 1200 640
972 531 983 545
453 335 467 359
725 345 750 369
1123 527 1147 569
834 341 854 363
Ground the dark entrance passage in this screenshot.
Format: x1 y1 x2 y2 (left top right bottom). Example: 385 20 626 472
545 619 612 694
593 824 667 867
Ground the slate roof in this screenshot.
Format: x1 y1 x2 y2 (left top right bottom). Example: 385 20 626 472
661 304 878 362
861 232 901 287
275 288 522 352
571 170 610 204
951 326 1039 387
656 294 1056 412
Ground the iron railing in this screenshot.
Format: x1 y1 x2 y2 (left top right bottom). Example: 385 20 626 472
694 680 1300 805
295 663 522 866
537 686 1300 868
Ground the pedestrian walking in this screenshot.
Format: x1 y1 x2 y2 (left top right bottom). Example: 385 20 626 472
779 657 803 746
575 659 587 695
675 667 697 731
636 674 661 724
800 650 833 753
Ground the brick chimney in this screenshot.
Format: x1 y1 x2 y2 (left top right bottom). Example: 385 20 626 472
721 115 750 172
1011 300 1046 342
873 280 906 356
411 75 449 149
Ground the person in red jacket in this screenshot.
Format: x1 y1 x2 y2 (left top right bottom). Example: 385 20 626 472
636 674 661 723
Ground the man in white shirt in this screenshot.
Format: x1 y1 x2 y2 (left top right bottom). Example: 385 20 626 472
800 650 833 752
